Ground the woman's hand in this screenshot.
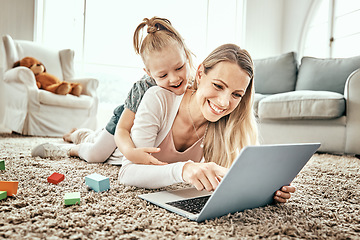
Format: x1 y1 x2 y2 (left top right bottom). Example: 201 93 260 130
182 162 228 191
126 147 167 165
273 185 296 203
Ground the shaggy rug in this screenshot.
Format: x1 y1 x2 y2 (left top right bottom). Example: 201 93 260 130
0 133 359 240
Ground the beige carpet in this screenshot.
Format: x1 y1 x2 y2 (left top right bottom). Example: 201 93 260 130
0 133 359 239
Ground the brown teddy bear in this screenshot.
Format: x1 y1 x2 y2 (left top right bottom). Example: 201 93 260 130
13 57 82 96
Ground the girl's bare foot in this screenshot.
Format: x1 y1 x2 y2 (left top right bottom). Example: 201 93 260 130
63 128 77 143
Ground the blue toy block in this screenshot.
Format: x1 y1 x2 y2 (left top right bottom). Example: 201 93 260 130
64 192 80 205
0 191 7 200
85 173 110 192
0 160 5 170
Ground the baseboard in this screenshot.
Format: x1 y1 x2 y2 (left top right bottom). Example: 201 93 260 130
0 124 11 134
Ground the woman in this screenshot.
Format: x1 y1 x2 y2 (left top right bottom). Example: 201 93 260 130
116 43 294 203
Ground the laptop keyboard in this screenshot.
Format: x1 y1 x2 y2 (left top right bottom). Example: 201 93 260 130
166 195 211 214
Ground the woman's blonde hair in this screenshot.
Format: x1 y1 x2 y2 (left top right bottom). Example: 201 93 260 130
194 43 259 168
133 17 194 73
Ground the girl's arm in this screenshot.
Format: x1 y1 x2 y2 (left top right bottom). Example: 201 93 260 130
117 87 187 188
114 108 166 165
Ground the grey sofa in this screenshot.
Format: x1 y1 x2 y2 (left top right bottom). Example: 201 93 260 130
253 52 360 155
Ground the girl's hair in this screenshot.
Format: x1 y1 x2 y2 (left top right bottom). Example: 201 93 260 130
133 17 194 72
193 43 259 168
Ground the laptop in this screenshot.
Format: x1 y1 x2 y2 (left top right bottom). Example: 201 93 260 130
138 143 320 222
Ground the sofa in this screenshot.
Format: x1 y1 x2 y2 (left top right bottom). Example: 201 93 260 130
2 34 99 136
253 52 360 155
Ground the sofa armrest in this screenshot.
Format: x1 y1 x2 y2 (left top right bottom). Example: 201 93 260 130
67 78 99 97
3 67 41 107
344 68 360 154
3 67 42 132
4 67 38 89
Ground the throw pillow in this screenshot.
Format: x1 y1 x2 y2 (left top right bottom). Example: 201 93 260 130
253 52 298 94
295 55 360 94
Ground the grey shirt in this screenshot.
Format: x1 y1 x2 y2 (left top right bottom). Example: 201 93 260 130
105 75 156 135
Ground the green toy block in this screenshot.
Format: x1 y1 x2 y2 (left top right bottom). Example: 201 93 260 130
64 192 80 206
0 191 7 200
0 160 5 170
85 173 110 192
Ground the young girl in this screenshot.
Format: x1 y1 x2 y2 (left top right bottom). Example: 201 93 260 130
117 43 294 203
32 17 194 165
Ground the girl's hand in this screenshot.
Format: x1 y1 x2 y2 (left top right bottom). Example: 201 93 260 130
273 185 296 203
126 147 167 165
182 162 228 192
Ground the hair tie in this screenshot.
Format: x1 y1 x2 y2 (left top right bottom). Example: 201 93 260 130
147 26 158 34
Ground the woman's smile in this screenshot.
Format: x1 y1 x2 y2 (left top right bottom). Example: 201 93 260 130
208 100 226 115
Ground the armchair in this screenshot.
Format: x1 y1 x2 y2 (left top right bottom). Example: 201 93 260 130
2 34 98 136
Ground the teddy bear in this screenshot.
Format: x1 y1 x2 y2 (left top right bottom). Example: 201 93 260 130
13 57 82 96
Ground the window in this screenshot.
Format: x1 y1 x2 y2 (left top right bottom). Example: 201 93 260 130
35 0 245 106
302 0 360 58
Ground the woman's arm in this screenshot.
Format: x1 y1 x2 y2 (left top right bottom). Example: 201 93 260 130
120 156 297 196
119 159 187 188
119 160 228 189
274 185 296 203
114 108 166 165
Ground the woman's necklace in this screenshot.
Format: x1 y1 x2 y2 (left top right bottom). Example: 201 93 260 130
187 91 209 148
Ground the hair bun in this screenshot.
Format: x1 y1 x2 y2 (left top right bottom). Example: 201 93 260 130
147 26 158 34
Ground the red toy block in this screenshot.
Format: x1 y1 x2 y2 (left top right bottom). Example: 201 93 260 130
0 181 19 196
47 172 65 185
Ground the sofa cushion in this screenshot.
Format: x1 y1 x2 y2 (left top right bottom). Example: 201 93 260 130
258 90 345 120
253 52 298 94
254 93 268 116
15 40 64 80
295 55 360 94
39 90 93 109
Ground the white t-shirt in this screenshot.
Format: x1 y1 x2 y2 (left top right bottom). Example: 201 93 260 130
118 86 202 189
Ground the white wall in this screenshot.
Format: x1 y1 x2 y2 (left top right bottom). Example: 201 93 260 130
0 0 35 132
282 0 313 58
0 0 35 68
244 0 313 60
244 0 284 59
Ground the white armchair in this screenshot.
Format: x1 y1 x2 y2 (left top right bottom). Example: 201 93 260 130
2 34 98 136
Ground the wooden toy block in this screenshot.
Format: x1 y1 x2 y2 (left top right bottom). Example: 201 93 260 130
64 192 80 205
47 172 65 185
85 173 110 192
0 191 7 200
0 160 5 170
0 181 19 196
